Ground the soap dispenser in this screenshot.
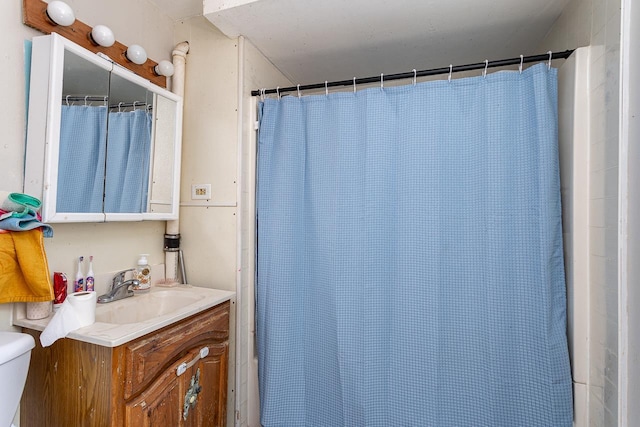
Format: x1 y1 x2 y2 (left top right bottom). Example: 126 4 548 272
135 254 151 292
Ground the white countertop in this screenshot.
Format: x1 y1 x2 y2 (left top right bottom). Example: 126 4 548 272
14 285 235 347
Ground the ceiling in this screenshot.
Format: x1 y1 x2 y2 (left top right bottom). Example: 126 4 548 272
151 0 571 86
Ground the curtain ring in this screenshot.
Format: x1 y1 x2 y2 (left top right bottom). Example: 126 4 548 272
483 60 489 78
103 96 107 106
118 102 124 112
380 73 384 90
84 95 89 106
547 51 553 70
353 77 357 93
65 95 70 106
276 86 280 99
519 55 524 74
448 64 453 82
297 84 301 98
412 69 417 85
260 88 265 102
325 81 328 96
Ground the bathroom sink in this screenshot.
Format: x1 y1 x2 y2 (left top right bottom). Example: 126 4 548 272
94 289 202 324
17 285 236 347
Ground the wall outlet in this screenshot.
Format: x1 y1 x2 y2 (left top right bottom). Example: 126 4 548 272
191 184 212 200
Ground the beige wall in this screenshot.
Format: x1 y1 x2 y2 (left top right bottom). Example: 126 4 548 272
0 0 175 330
173 16 239 291
538 0 621 425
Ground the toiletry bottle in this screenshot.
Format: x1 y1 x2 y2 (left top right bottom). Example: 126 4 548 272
53 272 68 310
135 254 151 292
73 256 84 292
86 256 95 292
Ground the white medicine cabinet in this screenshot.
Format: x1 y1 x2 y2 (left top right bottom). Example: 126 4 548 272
24 33 183 222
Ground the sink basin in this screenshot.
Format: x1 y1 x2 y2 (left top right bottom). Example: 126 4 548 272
15 285 235 347
95 289 202 324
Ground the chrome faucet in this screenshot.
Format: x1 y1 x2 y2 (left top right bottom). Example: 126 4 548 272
97 268 139 304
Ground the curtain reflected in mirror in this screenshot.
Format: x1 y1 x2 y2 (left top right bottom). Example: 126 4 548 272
104 109 152 213
57 105 107 212
56 104 152 214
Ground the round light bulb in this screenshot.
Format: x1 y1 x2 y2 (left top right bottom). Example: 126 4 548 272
90 25 115 47
46 1 76 26
154 60 175 77
126 44 147 65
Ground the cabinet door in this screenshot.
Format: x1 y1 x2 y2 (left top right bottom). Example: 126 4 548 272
125 355 187 426
183 343 229 427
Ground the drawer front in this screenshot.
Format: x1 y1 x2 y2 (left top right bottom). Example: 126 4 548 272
123 301 230 399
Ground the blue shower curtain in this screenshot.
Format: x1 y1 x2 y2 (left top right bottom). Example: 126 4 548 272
256 63 573 427
58 105 107 212
104 109 152 213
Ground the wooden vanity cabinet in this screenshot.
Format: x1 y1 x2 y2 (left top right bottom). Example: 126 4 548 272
125 343 227 426
21 300 230 427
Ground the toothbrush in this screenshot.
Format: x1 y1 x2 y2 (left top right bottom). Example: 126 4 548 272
74 256 84 292
86 256 95 292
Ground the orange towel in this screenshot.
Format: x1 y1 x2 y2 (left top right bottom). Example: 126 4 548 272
0 229 53 303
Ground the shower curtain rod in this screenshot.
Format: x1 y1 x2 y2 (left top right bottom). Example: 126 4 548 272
251 49 574 97
108 101 151 109
62 95 108 104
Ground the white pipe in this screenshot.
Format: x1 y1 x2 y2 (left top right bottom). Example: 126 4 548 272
170 42 189 104
165 41 189 281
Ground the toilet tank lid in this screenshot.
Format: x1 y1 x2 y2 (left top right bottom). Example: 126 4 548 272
0 332 35 365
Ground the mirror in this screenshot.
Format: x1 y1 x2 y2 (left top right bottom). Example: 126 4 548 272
25 33 182 222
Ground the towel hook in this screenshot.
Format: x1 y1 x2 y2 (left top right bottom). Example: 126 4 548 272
353 77 357 93
547 51 553 70
297 84 301 98
448 64 453 83
412 69 417 85
519 55 524 74
65 95 70 106
380 73 384 90
483 60 489 78
325 81 329 96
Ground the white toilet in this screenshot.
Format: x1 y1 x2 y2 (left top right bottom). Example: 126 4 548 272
0 332 35 427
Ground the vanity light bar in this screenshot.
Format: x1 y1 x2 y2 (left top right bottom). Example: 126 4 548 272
22 0 166 88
